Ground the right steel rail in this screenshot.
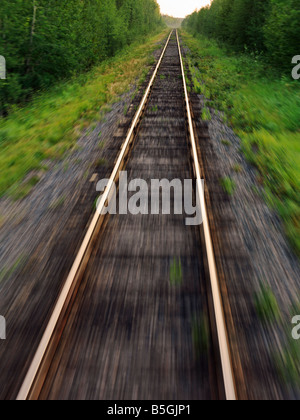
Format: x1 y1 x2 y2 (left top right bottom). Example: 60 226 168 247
176 29 237 401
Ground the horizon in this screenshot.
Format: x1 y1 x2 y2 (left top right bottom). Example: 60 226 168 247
157 0 211 19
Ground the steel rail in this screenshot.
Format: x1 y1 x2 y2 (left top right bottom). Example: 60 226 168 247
16 30 173 401
17 30 236 401
176 29 237 401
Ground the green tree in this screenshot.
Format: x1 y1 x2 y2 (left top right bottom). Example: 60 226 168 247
264 0 300 69
0 0 163 114
183 0 299 71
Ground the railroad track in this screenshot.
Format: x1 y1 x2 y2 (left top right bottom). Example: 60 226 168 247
17 30 236 401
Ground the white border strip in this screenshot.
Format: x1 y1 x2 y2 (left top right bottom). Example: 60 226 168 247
176 30 237 401
16 31 173 401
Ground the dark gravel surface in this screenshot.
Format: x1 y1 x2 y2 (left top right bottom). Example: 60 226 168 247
37 35 219 400
0 42 165 399
190 87 300 399
0 31 299 400
205 103 300 303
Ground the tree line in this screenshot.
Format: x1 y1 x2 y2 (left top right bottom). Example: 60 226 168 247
162 15 184 29
0 0 163 115
183 0 300 72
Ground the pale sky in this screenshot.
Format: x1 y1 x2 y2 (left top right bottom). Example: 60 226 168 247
157 0 211 18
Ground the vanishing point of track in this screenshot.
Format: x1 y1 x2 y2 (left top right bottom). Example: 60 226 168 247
17 30 237 401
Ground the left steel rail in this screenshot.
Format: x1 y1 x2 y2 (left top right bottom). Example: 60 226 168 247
16 30 173 401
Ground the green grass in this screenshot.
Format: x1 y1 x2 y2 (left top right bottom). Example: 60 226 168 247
150 104 159 113
274 299 300 386
0 254 28 283
220 176 236 196
275 332 300 386
0 30 169 199
233 164 242 173
192 315 210 356
182 31 300 257
95 158 107 167
9 175 40 200
254 283 281 324
98 140 106 150
201 107 212 121
254 287 300 385
170 257 183 286
123 104 129 116
221 139 231 146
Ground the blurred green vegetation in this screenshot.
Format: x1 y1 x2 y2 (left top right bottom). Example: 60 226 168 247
182 0 300 72
0 0 164 115
276 331 300 386
254 282 281 323
220 177 236 196
253 284 300 386
0 30 168 198
162 15 184 29
170 257 182 286
192 315 210 357
182 32 300 257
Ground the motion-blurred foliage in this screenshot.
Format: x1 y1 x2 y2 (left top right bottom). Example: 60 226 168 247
182 0 300 256
182 32 300 256
0 29 167 198
162 15 184 29
0 0 163 115
182 0 300 72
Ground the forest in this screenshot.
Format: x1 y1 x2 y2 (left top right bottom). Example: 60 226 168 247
162 15 184 29
0 0 163 115
182 1 300 256
183 0 300 71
